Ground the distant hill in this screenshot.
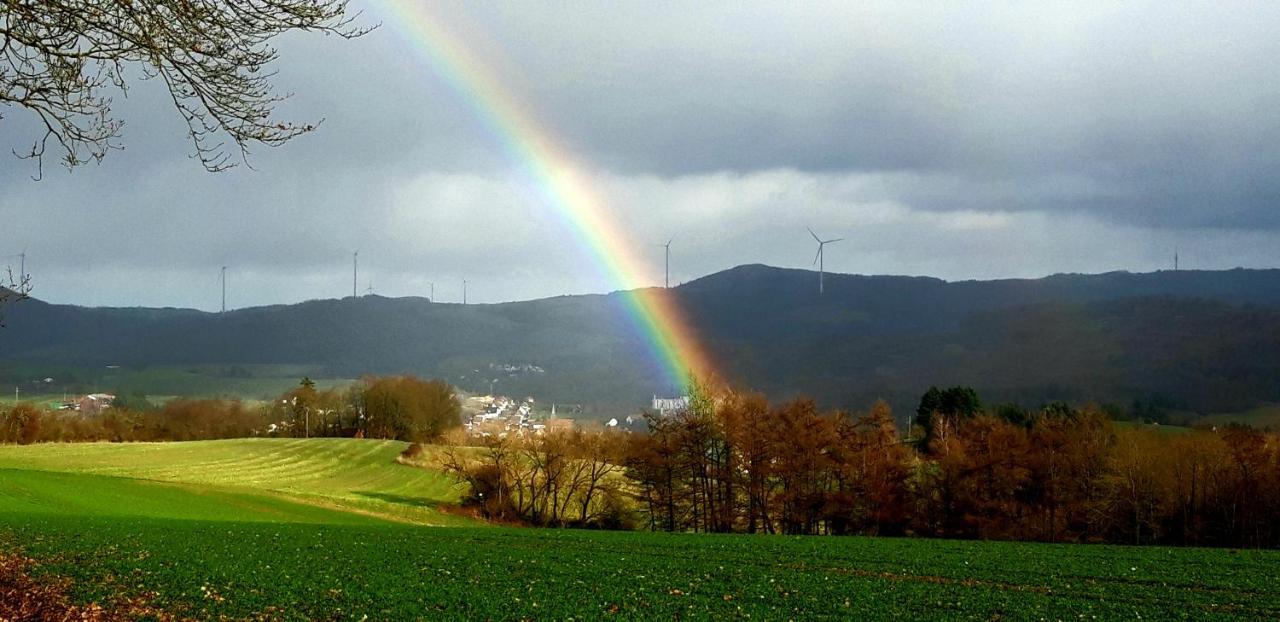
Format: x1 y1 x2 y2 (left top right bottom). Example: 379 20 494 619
5 264 1280 418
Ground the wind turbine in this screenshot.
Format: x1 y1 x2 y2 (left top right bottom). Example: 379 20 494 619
807 227 842 294
659 237 674 289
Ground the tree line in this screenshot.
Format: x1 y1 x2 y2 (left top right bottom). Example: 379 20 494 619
438 431 631 529
0 375 460 444
618 384 1280 547
6 373 1279 547
438 383 1280 547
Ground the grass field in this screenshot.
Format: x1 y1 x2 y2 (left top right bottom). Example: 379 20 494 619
1 439 1278 620
0 439 470 525
1112 419 1194 434
0 392 66 409
1 363 354 402
1198 404 1280 430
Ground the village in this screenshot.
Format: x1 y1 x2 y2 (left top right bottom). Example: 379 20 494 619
5 369 696 442
460 394 688 438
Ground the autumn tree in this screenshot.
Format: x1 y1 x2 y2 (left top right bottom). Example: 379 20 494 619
768 399 836 535
1 403 41 444
625 411 686 531
563 430 625 525
435 381 1279 547
1103 430 1168 544
954 415 1032 539
723 392 775 534
829 400 911 536
1025 405 1114 542
1216 425 1274 547
1163 431 1227 546
441 429 629 528
157 398 261 440
358 376 460 442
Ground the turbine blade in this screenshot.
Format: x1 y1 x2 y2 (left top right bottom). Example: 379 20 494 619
826 238 844 244
812 247 822 266
806 227 821 242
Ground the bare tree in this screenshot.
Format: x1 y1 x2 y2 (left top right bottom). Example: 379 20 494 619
0 0 370 178
570 431 624 524
0 264 30 327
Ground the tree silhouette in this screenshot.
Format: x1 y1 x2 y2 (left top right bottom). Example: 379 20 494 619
1 0 370 177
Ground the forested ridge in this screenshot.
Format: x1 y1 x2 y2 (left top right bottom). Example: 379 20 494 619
6 265 1280 415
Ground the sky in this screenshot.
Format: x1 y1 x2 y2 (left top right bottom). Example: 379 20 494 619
3 1 1280 309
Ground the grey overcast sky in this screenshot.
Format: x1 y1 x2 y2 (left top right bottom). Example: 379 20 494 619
3 1 1280 309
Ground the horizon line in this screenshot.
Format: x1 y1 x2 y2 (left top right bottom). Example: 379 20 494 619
13 262 1268 313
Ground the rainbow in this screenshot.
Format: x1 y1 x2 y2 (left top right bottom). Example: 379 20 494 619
375 2 716 390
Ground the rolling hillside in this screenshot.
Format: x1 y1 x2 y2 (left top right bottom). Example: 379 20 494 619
1 440 1277 619
0 438 470 525
5 265 1280 416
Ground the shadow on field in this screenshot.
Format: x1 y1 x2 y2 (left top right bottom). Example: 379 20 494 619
353 491 447 509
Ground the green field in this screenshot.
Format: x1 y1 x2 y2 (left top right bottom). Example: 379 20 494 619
0 392 66 409
1112 419 1194 434
1198 404 1280 430
0 439 468 525
1 363 354 402
1 439 1278 620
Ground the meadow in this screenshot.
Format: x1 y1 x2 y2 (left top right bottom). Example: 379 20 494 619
0 364 354 403
1 439 1277 620
0 438 468 525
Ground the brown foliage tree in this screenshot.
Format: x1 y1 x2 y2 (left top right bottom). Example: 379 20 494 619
1 403 41 444
357 376 461 443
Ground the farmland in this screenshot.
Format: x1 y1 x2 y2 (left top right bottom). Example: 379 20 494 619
0 439 469 525
1 440 1278 620
0 364 354 404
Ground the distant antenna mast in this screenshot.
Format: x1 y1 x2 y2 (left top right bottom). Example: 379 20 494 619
220 266 227 313
661 237 674 289
8 250 27 294
807 227 843 294
352 251 359 298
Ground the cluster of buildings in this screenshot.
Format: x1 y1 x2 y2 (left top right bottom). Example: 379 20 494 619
464 395 573 438
652 395 690 415
458 393 691 438
58 393 116 415
488 363 545 374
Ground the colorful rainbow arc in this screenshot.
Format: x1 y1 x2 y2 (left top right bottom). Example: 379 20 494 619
376 2 716 390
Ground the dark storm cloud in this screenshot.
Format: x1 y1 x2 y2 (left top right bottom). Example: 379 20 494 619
447 1 1280 230
3 1 1280 308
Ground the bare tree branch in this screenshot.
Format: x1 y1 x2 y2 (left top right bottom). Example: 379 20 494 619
0 265 30 327
0 0 372 177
